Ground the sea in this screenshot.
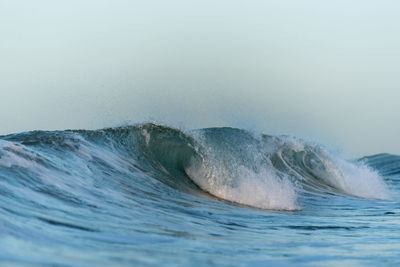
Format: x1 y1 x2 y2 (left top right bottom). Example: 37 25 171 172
0 123 399 266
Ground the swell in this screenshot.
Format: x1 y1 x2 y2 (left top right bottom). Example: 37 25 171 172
0 123 393 211
360 153 400 178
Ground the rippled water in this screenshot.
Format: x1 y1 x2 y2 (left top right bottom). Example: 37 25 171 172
0 124 399 266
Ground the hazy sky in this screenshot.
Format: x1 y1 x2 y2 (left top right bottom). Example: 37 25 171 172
1 0 399 157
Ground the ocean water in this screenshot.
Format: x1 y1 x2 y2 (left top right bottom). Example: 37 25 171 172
0 123 399 266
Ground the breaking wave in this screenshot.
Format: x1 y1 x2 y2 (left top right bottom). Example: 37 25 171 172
0 123 391 211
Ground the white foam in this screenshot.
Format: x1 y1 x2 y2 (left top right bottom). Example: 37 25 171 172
279 135 392 200
184 130 393 210
185 157 300 211
326 158 392 200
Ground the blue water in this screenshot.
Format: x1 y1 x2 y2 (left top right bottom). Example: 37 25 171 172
0 124 399 266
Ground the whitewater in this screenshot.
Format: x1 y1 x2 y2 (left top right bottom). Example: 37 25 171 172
0 123 399 266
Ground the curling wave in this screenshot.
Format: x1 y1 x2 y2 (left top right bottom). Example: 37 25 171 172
0 123 392 212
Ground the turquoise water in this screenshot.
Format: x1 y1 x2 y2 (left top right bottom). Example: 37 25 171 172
0 124 399 266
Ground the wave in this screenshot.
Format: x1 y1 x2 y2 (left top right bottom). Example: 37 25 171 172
0 123 392 211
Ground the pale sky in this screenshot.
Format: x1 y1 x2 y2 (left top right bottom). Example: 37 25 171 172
1 0 399 157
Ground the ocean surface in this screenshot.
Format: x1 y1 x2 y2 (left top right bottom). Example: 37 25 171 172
0 123 399 266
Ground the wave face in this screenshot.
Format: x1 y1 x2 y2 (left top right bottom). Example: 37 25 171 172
0 124 398 266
